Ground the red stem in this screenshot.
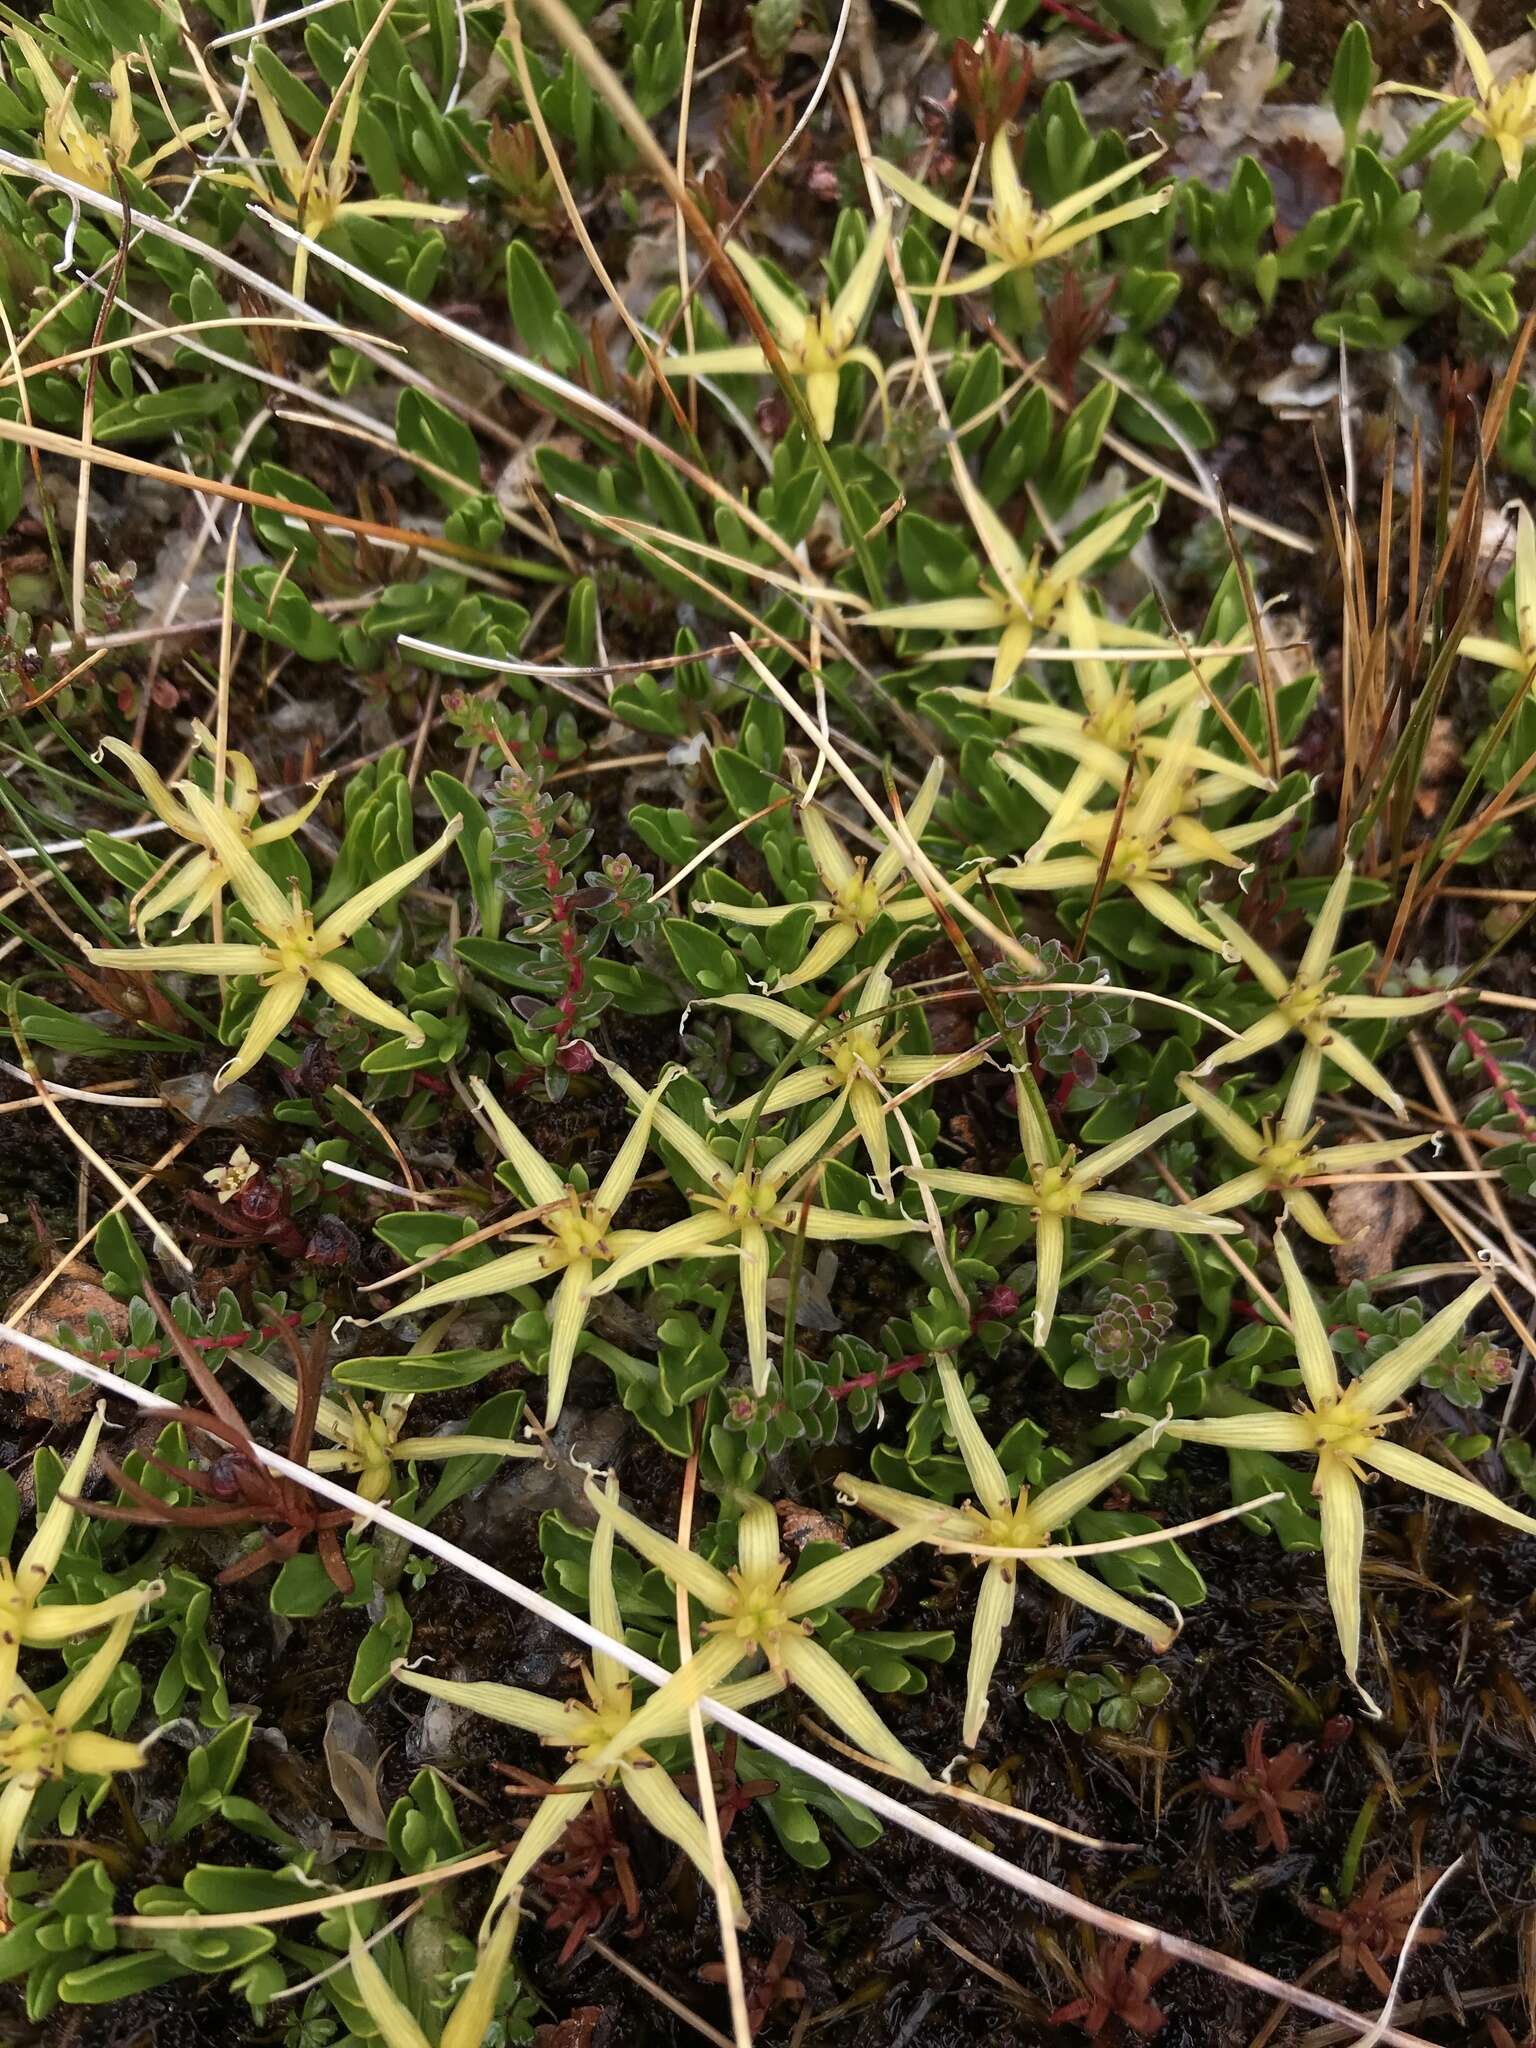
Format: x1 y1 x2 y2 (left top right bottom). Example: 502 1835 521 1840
1036 0 1126 42
828 1291 1022 1401
504 777 586 1093
829 1349 930 1401
78 1315 303 1369
1442 996 1536 1138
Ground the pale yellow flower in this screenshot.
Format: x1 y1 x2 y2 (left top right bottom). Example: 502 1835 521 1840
214 60 462 299
587 1063 919 1394
203 1145 260 1205
1193 861 1444 1118
695 757 957 992
581 1481 930 1784
943 585 1271 854
841 1361 1172 1746
874 128 1173 296
915 1082 1238 1346
102 727 330 936
232 1350 539 1506
861 493 1174 700
86 792 462 1090
662 215 891 438
6 30 221 194
1381 3 1536 180
393 1476 782 1927
988 697 1301 953
1 1603 158 1877
0 1408 159 1705
1150 1238 1525 1708
1179 1063 1428 1244
708 943 985 1196
375 1067 682 1429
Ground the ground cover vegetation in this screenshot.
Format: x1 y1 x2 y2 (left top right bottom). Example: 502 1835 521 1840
0 0 1535 2043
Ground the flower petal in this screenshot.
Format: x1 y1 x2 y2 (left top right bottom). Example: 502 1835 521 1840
739 1217 773 1394
587 1211 735 1295
936 1355 1011 1519
1126 879 1224 953
787 1523 923 1615
393 1666 575 1740
542 1262 590 1429
494 1767 596 1906
88 942 268 975
468 1079 566 1207
18 1405 104 1588
737 1494 782 1585
378 1243 554 1319
1030 1417 1170 1531
1073 1192 1239 1234
1195 1008 1293 1075
1364 1437 1536 1538
1177 1076 1266 1163
1352 1277 1493 1415
1025 1552 1173 1651
779 1633 926 1783
917 1167 1033 1207
314 817 462 946
772 918 857 993
848 1078 893 1195
1074 1103 1197 1189
1164 1413 1317 1451
601 1056 727 1189
1308 1027 1406 1119
1282 1190 1344 1244
796 1207 918 1241
587 1470 627 1694
586 1477 735 1611
1278 1043 1325 1137
307 958 421 1046
216 970 308 1089
618 1758 742 1921
54 1607 143 1727
1034 1213 1064 1347
439 1905 518 2048
1317 1453 1365 1685
962 1563 1016 1748
1275 1231 1341 1409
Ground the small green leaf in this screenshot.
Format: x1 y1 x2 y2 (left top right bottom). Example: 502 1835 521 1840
1329 23 1375 136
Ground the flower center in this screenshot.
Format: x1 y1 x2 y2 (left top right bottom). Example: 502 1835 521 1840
828 1027 885 1084
545 1194 611 1263
1485 74 1536 143
988 191 1044 264
1256 1135 1312 1187
0 1705 62 1783
571 1689 634 1760
1085 694 1140 752
708 1567 798 1662
1107 833 1160 881
267 908 321 975
717 1170 779 1224
834 869 884 928
979 1496 1045 1554
1030 1160 1082 1218
1281 976 1333 1026
1310 1396 1381 1461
